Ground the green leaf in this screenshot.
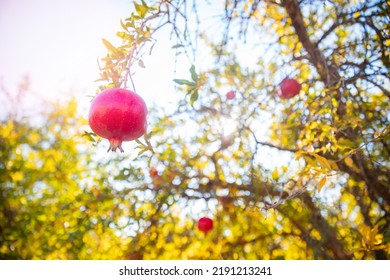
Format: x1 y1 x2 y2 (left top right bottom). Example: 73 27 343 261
137 148 148 156
337 138 355 150
190 65 198 82
82 131 96 143
173 79 196 86
141 0 149 9
189 91 199 105
135 139 144 146
185 87 197 96
147 154 153 168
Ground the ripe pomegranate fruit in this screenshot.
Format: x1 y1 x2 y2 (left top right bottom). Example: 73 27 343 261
226 90 236 100
197 217 213 234
278 78 301 99
88 88 148 152
149 167 158 178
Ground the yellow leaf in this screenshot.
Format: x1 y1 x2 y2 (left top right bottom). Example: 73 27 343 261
134 2 148 17
295 150 306 159
272 169 279 181
353 11 360 18
362 238 367 250
344 157 354 168
102 38 119 56
317 177 326 192
373 244 389 251
369 225 379 243
303 155 317 168
331 161 339 171
313 154 332 171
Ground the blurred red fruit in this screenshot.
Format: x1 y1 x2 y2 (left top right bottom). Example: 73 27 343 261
278 78 301 99
226 90 236 100
149 167 158 178
197 217 213 233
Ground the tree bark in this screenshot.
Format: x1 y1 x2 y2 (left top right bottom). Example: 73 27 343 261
282 0 390 208
300 192 352 259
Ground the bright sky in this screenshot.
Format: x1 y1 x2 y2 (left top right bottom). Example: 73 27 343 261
0 0 183 117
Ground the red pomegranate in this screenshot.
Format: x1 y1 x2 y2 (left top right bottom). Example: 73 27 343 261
278 78 301 99
88 88 148 152
197 217 213 234
149 167 158 178
226 90 236 100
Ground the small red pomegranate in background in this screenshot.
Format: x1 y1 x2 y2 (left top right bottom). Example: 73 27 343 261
89 88 147 152
149 167 158 178
197 217 213 234
278 78 301 99
226 90 236 100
